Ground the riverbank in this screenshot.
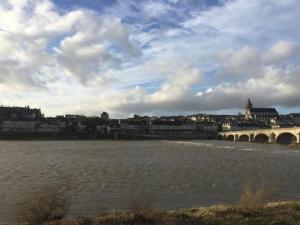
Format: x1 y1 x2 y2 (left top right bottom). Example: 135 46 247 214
13 201 300 225
0 132 216 140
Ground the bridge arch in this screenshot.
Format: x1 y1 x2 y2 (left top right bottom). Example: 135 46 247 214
276 132 297 144
227 135 234 141
254 134 269 143
218 134 224 140
238 134 249 142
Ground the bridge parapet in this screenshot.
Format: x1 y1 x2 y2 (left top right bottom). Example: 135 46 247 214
218 127 300 144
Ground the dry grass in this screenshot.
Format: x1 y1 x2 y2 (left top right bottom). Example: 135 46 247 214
13 200 300 225
240 179 272 210
11 181 300 225
16 184 70 225
42 201 300 225
131 193 153 216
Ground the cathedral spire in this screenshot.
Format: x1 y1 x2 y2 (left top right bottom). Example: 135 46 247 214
245 98 253 110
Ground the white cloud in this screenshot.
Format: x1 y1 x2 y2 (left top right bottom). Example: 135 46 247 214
0 0 140 89
218 46 261 79
55 16 141 84
262 41 300 65
108 65 202 113
142 1 171 18
0 0 75 89
110 41 300 114
150 66 201 102
1 0 300 116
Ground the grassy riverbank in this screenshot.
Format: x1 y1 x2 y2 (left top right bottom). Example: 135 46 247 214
5 187 300 225
7 179 300 225
15 201 299 225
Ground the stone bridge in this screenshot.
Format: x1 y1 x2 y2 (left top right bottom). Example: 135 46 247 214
218 127 300 144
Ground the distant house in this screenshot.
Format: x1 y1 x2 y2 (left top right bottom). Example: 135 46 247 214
0 106 43 120
2 120 38 132
288 113 300 126
119 119 146 134
245 99 279 123
196 122 218 133
149 120 197 134
101 111 109 120
221 120 268 131
37 122 61 132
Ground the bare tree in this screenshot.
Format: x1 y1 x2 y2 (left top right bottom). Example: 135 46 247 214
17 184 70 225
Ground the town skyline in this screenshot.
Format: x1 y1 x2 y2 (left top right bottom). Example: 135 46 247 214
1 98 300 119
1 98 300 142
1 97 300 119
0 0 300 117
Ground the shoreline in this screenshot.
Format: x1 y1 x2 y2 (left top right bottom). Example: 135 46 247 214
44 201 300 225
0 132 216 141
6 200 300 225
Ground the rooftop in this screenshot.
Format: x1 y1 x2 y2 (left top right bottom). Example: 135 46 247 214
250 108 278 114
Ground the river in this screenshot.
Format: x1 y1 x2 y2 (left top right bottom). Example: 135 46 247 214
0 140 299 223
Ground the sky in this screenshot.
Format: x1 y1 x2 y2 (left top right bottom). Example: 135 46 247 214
0 0 300 118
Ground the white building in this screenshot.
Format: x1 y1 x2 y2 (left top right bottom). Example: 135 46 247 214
37 122 61 132
197 122 218 133
1 121 38 132
150 121 196 134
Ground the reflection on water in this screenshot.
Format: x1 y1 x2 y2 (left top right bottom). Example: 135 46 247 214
0 140 299 223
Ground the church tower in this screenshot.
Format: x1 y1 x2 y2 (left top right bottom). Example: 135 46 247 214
245 98 253 110
245 98 253 119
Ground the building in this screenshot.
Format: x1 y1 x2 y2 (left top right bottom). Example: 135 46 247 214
37 122 61 132
119 120 146 134
0 106 43 120
101 112 109 120
1 120 38 132
245 99 279 123
196 122 218 133
221 120 268 131
287 113 300 126
149 120 197 134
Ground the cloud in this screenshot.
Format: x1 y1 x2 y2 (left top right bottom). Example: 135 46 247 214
262 41 300 65
1 0 300 117
110 40 300 115
142 1 171 18
0 0 140 89
0 0 73 89
181 0 300 67
55 15 141 84
217 40 300 81
110 65 202 113
151 66 202 102
218 46 261 80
